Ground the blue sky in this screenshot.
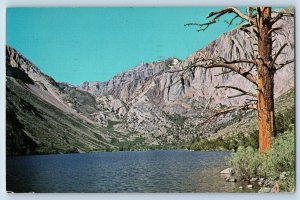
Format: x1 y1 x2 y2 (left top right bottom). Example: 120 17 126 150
7 7 236 85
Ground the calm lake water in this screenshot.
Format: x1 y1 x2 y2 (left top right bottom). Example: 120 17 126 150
6 150 255 193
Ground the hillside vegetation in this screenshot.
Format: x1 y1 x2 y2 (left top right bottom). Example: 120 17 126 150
189 87 294 151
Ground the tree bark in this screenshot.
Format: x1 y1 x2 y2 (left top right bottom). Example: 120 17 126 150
256 7 276 154
185 6 294 153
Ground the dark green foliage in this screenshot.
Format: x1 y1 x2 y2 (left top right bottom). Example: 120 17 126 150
116 136 189 151
275 105 295 134
106 120 121 132
190 104 294 152
6 106 38 156
237 130 259 149
190 130 258 151
163 112 187 126
118 136 146 151
35 144 78 154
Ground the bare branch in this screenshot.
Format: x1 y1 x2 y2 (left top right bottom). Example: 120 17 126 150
246 63 256 74
246 98 258 102
201 103 257 124
202 108 236 124
207 7 255 23
169 57 257 85
270 43 288 69
243 103 257 110
247 7 251 18
215 85 256 98
185 7 255 31
225 15 239 26
223 59 256 65
245 7 258 20
252 28 261 40
166 66 195 88
275 59 294 71
197 60 257 85
239 23 251 30
271 11 294 24
214 69 233 77
267 27 282 37
184 22 212 32
240 26 258 42
228 94 249 99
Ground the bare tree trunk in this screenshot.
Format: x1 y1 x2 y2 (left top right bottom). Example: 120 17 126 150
185 6 294 153
256 7 276 154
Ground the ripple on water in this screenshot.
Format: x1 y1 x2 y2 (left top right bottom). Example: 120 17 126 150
6 150 255 193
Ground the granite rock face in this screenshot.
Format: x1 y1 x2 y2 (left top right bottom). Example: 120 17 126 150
6 16 294 150
77 17 294 142
80 17 294 106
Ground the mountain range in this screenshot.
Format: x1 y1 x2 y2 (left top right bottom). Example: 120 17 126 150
6 16 294 155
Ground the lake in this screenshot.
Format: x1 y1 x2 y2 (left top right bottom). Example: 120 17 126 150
6 150 255 193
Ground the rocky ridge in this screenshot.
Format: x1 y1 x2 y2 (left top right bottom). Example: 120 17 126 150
6 16 294 154
77 16 294 143
6 47 120 155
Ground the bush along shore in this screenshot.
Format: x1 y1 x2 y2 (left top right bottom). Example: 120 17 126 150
226 106 295 192
225 125 294 192
191 106 295 192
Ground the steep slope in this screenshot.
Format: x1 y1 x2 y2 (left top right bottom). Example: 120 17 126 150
6 47 119 155
6 16 294 154
80 17 294 105
77 16 294 142
208 87 294 140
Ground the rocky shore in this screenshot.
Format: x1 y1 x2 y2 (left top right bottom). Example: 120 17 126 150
220 168 288 193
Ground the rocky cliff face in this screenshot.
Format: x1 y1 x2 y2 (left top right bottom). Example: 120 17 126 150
77 16 294 142
6 16 294 153
79 17 294 106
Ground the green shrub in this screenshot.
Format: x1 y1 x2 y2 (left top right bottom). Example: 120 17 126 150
279 171 295 192
226 146 260 180
226 126 295 192
258 127 295 191
266 127 294 177
189 130 258 151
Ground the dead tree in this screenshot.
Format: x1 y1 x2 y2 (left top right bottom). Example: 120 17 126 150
176 7 294 154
